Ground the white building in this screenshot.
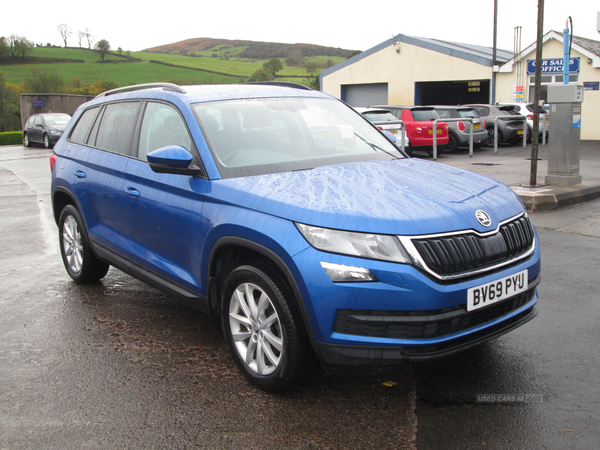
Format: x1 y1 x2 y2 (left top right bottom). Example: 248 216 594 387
320 31 600 140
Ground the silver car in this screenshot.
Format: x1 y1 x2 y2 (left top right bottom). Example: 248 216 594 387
432 106 488 152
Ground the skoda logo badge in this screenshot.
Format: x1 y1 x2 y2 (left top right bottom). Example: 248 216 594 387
476 210 492 227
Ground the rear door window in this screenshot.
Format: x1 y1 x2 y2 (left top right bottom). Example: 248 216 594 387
93 101 141 155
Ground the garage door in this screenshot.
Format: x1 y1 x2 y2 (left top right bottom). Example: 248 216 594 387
342 83 389 107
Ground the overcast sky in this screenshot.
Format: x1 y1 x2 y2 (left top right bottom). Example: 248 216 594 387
4 0 599 53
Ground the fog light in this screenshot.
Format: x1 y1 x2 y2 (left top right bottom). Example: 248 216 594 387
320 262 378 283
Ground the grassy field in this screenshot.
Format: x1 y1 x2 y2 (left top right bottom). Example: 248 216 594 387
1 61 242 86
1 47 338 88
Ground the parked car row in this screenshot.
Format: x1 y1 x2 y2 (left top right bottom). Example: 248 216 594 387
355 102 549 156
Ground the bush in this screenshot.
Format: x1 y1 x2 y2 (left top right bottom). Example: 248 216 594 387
0 131 23 146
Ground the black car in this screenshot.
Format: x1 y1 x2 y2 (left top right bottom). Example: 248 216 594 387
23 113 71 148
462 104 530 147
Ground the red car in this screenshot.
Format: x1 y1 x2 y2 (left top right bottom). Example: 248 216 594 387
371 105 448 156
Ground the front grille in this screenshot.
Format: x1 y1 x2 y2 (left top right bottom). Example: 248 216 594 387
334 283 537 340
411 215 534 277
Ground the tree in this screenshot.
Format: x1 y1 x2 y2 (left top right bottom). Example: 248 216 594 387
22 68 64 93
248 67 273 82
5 35 33 59
95 39 110 62
57 24 72 47
285 50 305 67
84 28 93 49
0 37 9 60
0 72 22 132
306 62 319 77
77 30 85 48
263 58 283 76
15 37 34 58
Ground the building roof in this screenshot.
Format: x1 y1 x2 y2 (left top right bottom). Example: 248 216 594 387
564 32 600 58
500 30 600 72
320 33 513 83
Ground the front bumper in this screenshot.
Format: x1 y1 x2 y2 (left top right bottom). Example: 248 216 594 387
316 295 538 365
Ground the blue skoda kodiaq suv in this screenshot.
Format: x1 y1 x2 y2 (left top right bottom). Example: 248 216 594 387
50 82 540 391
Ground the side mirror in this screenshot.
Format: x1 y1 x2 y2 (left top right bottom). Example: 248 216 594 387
147 145 203 176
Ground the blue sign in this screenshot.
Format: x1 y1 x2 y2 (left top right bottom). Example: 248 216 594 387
32 99 45 108
583 82 599 91
527 57 580 75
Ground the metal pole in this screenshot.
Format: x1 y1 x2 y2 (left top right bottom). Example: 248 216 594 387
530 0 545 186
494 120 499 153
492 0 498 103
433 119 438 160
469 121 474 157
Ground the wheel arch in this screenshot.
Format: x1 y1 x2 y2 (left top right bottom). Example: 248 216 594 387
206 236 319 352
51 186 79 226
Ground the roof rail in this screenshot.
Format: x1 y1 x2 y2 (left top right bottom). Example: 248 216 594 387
242 81 312 91
95 83 187 99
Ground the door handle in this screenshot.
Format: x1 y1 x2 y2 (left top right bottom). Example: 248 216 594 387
125 186 140 198
74 170 86 178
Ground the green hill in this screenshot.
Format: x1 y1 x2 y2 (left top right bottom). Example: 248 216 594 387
1 39 355 89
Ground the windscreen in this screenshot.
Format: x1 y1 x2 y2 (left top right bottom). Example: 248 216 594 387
192 97 404 178
44 114 71 125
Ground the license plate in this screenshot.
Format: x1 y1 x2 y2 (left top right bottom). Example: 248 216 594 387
428 129 442 134
467 269 528 311
473 124 481 129
518 130 523 135
389 129 398 134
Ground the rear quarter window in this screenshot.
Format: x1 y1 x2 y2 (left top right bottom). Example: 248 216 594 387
69 107 100 145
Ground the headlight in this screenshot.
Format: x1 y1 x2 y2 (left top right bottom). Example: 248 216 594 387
50 130 62 136
296 223 411 264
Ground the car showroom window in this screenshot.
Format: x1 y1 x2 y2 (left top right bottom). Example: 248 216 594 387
94 101 141 156
138 102 192 161
69 107 100 145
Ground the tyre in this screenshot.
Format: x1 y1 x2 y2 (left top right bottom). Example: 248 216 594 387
23 133 31 147
221 264 314 392
59 205 109 283
485 128 497 147
43 134 51 148
442 134 458 153
404 143 413 157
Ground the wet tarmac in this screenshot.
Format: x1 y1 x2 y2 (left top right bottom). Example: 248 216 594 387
2 143 600 449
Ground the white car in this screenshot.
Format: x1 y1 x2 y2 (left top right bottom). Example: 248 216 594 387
354 107 410 150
